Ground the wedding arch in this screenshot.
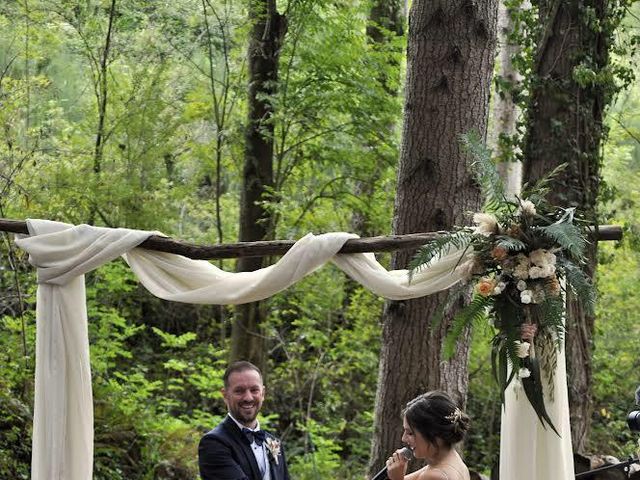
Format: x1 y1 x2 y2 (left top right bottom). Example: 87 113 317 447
0 218 622 480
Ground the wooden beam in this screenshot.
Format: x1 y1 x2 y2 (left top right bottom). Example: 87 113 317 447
0 218 623 260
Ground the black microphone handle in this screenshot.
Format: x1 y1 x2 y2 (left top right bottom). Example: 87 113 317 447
371 447 414 480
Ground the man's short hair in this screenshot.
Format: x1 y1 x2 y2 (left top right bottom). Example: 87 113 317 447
223 361 263 388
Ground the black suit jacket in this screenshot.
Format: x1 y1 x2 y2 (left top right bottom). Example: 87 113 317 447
198 416 290 480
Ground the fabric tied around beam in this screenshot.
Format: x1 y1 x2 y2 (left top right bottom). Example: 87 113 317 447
15 219 474 480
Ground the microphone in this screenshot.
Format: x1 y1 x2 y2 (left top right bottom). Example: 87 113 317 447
371 447 414 480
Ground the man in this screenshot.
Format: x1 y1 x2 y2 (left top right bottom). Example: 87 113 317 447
198 361 290 480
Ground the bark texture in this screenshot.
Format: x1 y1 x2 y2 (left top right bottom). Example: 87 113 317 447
232 0 286 369
522 0 610 452
368 1 498 476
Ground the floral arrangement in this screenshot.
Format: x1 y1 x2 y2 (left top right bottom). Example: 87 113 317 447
410 133 595 434
266 437 281 465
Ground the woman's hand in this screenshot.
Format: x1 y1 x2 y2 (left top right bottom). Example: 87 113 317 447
385 448 409 480
521 323 537 342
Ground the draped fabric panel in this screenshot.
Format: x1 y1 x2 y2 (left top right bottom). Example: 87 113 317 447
500 307 574 479
14 219 573 480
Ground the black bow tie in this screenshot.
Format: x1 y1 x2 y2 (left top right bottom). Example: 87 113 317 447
242 428 267 446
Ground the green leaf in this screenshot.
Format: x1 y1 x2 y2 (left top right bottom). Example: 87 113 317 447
561 260 597 315
521 163 569 203
491 335 517 406
408 231 473 280
494 235 527 252
521 356 561 436
460 131 506 211
442 294 493 359
538 221 587 260
535 296 566 350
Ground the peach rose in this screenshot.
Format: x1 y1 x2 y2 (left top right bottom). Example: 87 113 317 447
475 277 496 297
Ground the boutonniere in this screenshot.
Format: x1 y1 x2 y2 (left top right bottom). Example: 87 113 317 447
265 437 281 465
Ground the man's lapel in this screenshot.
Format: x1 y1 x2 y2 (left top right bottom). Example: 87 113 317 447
265 433 284 480
223 416 263 480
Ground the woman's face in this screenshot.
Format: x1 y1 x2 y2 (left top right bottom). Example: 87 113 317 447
401 416 438 462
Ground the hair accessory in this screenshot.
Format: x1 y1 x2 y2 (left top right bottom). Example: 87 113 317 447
445 407 463 424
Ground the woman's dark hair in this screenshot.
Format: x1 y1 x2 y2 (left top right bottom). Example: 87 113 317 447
403 391 470 447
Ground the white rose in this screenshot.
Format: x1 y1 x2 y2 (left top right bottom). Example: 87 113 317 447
517 280 528 291
529 249 548 266
518 367 531 378
546 251 557 265
544 264 556 277
529 266 544 279
473 213 499 236
515 341 531 358
493 282 507 294
520 290 533 304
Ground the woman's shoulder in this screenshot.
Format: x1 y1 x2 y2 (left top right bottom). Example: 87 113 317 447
415 466 450 480
415 464 469 480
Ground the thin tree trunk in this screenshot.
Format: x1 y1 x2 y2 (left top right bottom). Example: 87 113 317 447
521 0 610 453
368 1 498 476
89 0 117 225
231 0 286 369
490 1 527 198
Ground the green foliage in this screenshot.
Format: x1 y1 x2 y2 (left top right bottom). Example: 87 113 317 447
288 419 344 480
461 131 506 211
409 231 473 278
538 219 586 261
442 294 491 359
268 273 382 478
562 260 597 316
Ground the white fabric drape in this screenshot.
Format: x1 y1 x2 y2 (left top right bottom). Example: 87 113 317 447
15 219 474 480
16 220 154 480
499 322 574 479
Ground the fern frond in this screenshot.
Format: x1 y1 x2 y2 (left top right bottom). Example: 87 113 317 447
561 260 596 315
538 222 587 260
521 163 569 201
429 285 469 331
442 294 493 359
460 131 506 211
409 231 473 278
494 235 527 252
535 296 566 349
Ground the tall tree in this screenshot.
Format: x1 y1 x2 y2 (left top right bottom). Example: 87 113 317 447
231 0 286 368
368 0 498 475
521 0 614 452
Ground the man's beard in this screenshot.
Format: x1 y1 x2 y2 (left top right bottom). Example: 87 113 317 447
232 402 259 425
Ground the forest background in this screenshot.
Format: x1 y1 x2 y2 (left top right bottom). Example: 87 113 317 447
1 0 639 479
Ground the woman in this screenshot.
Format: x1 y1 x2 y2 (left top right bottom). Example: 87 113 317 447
386 391 471 480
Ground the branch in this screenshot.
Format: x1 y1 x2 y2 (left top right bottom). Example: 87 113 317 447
0 218 623 260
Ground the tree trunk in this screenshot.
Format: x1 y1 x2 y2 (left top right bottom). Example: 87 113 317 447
368 1 498 476
231 0 286 370
521 0 610 453
89 0 117 226
490 1 527 198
